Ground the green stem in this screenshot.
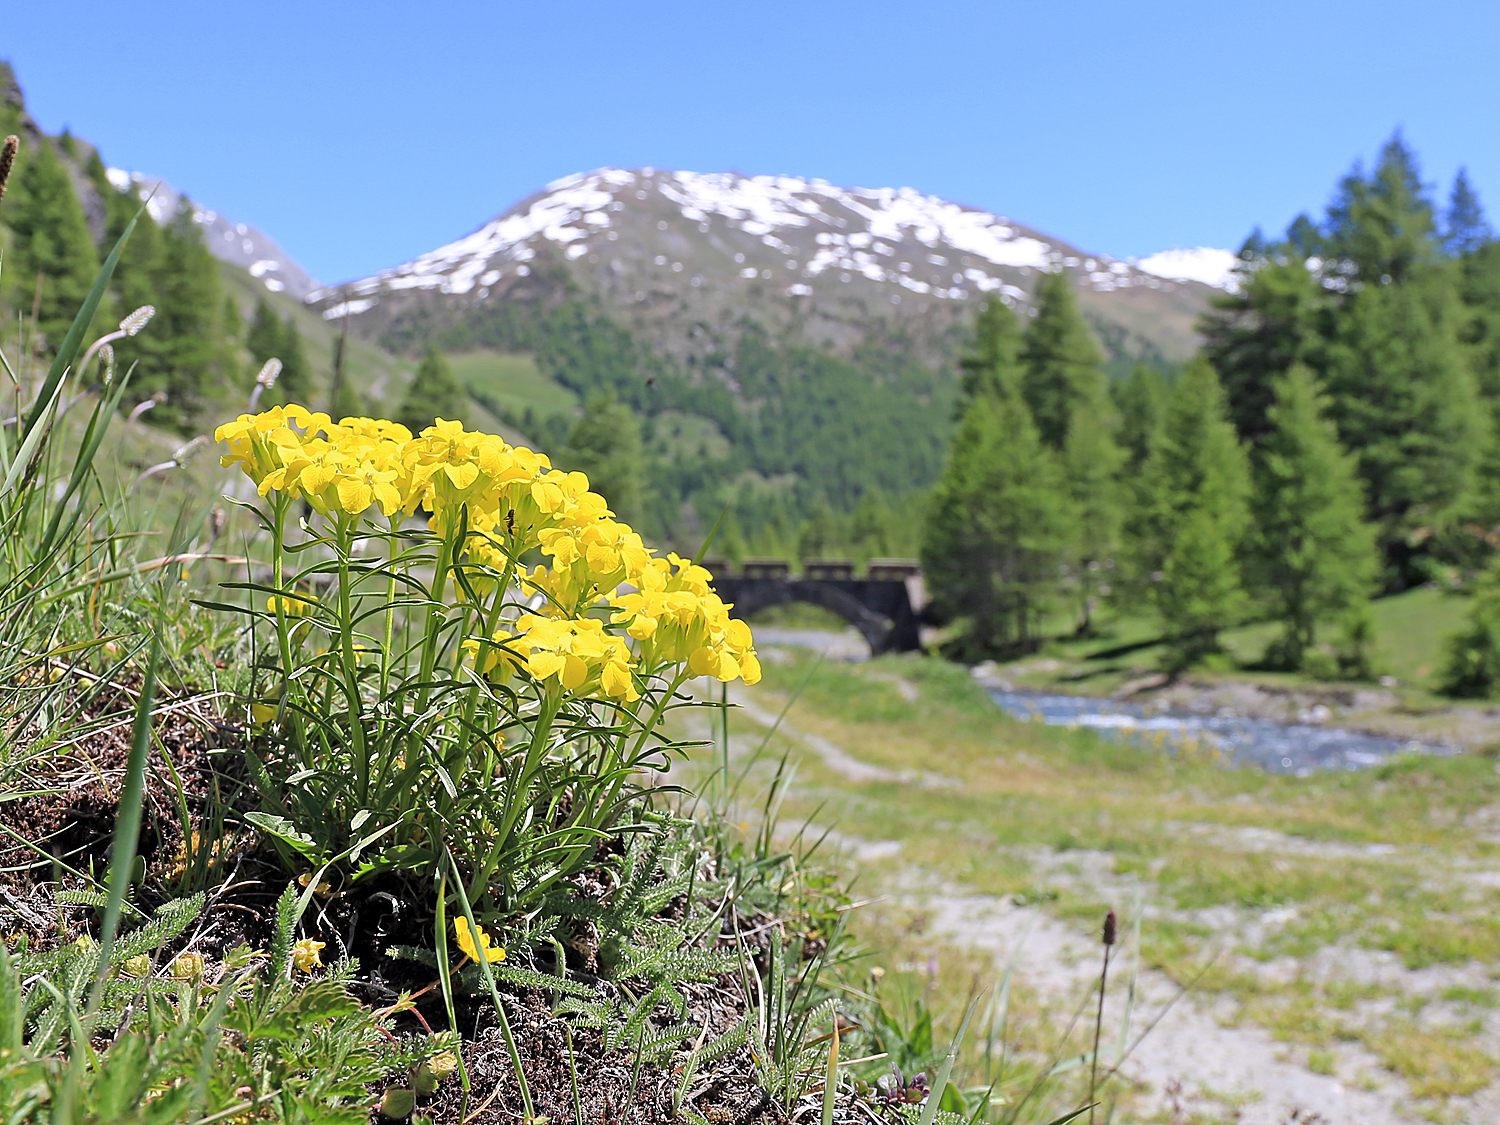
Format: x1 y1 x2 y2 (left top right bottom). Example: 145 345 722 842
334 514 370 805
414 529 455 716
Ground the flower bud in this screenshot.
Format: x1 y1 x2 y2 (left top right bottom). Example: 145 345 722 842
378 1087 415 1119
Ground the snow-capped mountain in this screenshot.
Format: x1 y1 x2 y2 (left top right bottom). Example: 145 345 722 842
106 169 322 301
317 167 1224 369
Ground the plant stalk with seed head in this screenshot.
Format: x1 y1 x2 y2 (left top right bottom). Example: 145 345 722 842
1089 909 1117 1125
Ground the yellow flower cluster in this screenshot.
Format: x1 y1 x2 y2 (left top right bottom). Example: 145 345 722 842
215 407 759 689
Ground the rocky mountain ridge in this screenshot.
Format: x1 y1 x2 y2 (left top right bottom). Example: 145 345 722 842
314 167 1227 371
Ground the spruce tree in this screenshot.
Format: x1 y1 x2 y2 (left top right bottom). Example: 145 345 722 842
565 390 644 520
1251 364 1379 669
397 345 468 433
1018 270 1107 449
1131 357 1252 668
5 136 99 348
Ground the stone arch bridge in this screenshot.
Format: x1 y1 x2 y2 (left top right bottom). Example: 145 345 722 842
707 559 925 655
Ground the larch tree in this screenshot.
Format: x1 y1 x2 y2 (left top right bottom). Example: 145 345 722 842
1250 364 1379 670
1132 356 1252 669
1019 270 1107 450
923 299 1069 657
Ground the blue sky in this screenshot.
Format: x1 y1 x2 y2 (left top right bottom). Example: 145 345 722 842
7 2 1497 283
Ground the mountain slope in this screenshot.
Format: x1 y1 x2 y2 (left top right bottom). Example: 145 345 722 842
107 169 321 301
319 167 1218 373
306 167 1227 543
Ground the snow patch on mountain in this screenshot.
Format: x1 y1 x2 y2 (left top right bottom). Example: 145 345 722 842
1135 246 1238 290
105 169 323 301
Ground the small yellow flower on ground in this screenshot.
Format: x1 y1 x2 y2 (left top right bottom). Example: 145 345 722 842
454 915 506 962
291 938 326 973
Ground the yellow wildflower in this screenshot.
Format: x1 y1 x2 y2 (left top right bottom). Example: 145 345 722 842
291 938 326 973
454 915 505 963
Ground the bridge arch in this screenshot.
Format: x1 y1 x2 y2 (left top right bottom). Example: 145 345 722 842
712 575 922 655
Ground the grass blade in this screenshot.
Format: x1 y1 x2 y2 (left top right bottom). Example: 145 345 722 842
86 629 161 1016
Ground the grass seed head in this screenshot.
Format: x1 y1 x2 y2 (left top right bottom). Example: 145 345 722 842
0 135 17 200
119 305 155 336
1102 909 1117 946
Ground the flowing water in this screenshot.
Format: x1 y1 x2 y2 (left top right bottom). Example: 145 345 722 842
751 626 1450 775
987 688 1449 774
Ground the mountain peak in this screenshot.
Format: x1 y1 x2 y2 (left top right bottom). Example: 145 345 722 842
323 166 1227 313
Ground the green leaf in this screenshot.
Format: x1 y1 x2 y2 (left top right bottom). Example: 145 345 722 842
244 812 324 861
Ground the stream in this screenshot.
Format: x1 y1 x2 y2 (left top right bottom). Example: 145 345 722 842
987 688 1446 775
751 626 1448 775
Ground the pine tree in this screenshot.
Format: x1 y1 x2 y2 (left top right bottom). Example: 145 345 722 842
245 298 312 407
1441 563 1500 698
1445 168 1491 257
1062 392 1122 635
4 136 99 348
1131 357 1252 668
1018 270 1107 449
1250 364 1379 670
565 390 643 520
219 293 244 390
1294 136 1487 582
1325 132 1438 285
397 345 468 434
796 497 841 564
328 334 362 419
922 384 1069 658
